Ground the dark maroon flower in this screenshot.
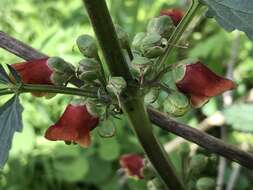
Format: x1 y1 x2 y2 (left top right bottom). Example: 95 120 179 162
120 154 144 179
12 58 53 85
45 103 99 147
12 58 54 96
176 62 236 108
160 9 184 26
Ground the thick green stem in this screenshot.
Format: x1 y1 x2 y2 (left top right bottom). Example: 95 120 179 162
82 0 184 189
83 0 132 80
122 96 185 190
157 0 201 69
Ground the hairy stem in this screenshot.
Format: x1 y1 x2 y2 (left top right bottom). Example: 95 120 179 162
83 0 184 189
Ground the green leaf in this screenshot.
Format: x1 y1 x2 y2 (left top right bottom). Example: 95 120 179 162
223 104 253 132
0 95 23 167
0 65 10 84
200 0 253 40
7 65 21 83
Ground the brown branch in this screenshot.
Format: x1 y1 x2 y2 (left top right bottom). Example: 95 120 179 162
147 107 253 169
0 31 48 60
1 31 253 170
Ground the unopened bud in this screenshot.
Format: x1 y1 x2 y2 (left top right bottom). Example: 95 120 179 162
196 177 215 190
140 33 167 58
76 34 98 58
106 77 127 96
132 32 146 49
78 58 100 82
147 16 175 38
189 154 208 176
164 91 190 117
51 72 70 86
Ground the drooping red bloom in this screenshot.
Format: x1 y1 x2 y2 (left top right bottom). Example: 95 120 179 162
176 62 236 108
45 104 99 147
120 154 144 179
160 9 184 26
12 58 53 85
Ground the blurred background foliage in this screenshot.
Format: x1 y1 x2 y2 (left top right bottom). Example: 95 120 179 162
0 0 253 189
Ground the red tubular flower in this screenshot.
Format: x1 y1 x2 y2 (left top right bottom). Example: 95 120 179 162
45 104 99 147
160 9 184 26
12 58 54 97
12 58 53 85
176 62 236 108
119 154 144 179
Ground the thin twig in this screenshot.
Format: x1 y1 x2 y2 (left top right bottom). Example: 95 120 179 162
1 31 253 169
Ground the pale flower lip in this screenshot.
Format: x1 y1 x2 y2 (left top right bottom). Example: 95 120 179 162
176 62 236 108
45 104 99 147
120 154 144 179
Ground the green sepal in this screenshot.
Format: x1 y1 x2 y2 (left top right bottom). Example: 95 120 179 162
189 154 208 176
196 177 215 190
78 58 100 82
106 77 127 96
47 57 75 74
50 72 72 86
163 91 190 117
76 34 98 58
86 99 106 117
147 16 175 39
132 32 146 49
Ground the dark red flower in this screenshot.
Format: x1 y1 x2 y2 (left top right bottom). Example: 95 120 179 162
12 58 54 97
12 58 53 85
120 154 144 179
176 62 236 108
45 104 99 147
160 9 184 26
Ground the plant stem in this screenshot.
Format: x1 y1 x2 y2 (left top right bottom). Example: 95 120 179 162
122 96 185 189
0 84 99 98
83 0 132 80
157 0 201 69
82 0 184 189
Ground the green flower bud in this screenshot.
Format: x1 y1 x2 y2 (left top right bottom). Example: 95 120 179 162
47 57 75 74
78 58 100 82
106 77 127 96
86 99 106 117
147 16 175 39
115 24 129 49
50 72 70 86
76 34 98 58
144 88 160 104
132 32 146 49
189 154 208 176
139 33 167 58
163 91 190 117
196 177 215 190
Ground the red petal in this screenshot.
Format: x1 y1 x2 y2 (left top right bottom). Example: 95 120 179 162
160 9 184 26
44 104 99 146
176 62 236 107
12 58 53 85
120 154 144 179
